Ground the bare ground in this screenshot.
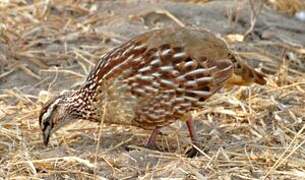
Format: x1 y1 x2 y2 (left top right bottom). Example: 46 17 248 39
1 0 305 179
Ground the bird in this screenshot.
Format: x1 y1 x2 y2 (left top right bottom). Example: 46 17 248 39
39 27 266 157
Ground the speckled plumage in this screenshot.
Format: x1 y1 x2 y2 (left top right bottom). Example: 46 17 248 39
39 27 266 156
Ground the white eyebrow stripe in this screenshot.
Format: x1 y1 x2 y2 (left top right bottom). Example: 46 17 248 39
41 98 61 126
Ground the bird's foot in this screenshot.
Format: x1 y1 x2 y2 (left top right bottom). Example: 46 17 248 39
186 145 209 158
186 146 199 158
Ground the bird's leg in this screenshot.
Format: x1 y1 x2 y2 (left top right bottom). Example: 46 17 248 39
145 128 160 150
186 118 200 157
125 128 160 152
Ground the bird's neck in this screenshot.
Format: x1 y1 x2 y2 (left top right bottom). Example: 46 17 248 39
67 78 134 126
66 86 99 122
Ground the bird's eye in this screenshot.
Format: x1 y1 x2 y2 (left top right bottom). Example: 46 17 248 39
42 121 50 131
39 98 60 130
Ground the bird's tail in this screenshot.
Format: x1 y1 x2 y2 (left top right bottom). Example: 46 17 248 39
225 56 266 87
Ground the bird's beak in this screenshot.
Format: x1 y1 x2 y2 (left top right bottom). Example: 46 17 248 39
43 133 50 146
43 126 51 146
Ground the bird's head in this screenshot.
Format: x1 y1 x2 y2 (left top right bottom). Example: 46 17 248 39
38 91 77 146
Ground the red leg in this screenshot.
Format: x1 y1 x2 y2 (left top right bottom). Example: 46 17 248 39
186 118 199 157
186 118 198 143
145 128 160 149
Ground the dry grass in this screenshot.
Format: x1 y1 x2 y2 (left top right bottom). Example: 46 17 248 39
171 0 211 3
1 0 305 179
267 0 305 15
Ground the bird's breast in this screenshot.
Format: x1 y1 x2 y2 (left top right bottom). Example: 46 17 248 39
93 77 139 127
